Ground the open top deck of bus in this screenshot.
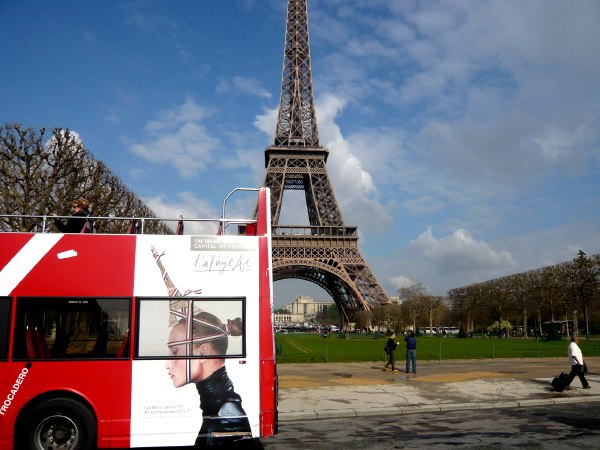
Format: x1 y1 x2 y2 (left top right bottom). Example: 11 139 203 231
0 187 265 236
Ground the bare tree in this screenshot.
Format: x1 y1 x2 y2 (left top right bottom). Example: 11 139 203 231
448 286 469 333
525 267 557 336
399 284 428 333
572 250 599 339
482 279 510 330
449 285 486 334
386 303 404 334
551 262 578 337
353 310 373 332
370 305 386 332
505 273 537 338
1 124 171 234
423 295 442 335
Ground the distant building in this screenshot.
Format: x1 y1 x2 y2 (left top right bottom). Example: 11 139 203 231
274 295 334 328
274 312 305 328
389 296 402 305
288 295 333 315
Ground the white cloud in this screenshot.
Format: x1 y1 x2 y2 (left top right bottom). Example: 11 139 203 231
316 93 391 230
127 98 220 178
312 0 600 194
144 97 211 131
409 227 516 276
45 129 84 148
493 219 600 274
217 76 272 99
145 191 219 235
389 275 416 291
253 107 277 138
416 2 599 185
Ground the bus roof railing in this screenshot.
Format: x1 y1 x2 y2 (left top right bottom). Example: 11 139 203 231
0 187 264 235
219 187 260 234
0 214 258 235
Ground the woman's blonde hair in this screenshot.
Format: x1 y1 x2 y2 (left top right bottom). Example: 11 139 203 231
74 198 89 210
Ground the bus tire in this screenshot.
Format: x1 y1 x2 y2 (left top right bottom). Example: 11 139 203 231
19 397 97 450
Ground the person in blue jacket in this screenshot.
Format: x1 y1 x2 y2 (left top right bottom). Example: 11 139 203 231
405 331 417 375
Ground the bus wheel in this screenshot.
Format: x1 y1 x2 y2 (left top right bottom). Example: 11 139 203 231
21 398 97 450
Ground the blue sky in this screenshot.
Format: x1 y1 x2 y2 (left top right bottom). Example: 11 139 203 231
2 0 599 307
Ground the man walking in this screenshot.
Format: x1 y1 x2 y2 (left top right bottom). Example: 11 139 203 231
565 335 590 390
383 332 399 373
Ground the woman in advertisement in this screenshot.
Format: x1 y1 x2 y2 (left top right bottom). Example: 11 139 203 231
165 310 251 446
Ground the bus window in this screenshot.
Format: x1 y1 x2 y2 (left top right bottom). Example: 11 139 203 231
13 297 130 360
0 297 11 361
136 298 246 359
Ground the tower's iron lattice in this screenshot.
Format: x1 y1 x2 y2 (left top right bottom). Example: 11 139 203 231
262 0 390 323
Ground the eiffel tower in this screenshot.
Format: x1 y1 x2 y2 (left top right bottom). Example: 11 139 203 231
260 0 390 323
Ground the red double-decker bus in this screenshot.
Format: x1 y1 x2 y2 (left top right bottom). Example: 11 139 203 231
0 187 277 449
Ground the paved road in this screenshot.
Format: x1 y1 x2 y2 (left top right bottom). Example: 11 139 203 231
260 403 600 449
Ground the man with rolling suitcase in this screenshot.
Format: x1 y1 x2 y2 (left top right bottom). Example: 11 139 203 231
564 335 590 390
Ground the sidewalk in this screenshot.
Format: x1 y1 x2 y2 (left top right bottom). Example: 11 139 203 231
276 357 600 422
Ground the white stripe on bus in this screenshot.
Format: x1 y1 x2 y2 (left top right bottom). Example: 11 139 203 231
0 234 63 295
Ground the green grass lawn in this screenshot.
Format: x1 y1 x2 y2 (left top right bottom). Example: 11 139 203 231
274 333 600 364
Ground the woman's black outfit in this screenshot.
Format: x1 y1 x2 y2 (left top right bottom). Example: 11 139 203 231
54 209 89 233
195 366 252 446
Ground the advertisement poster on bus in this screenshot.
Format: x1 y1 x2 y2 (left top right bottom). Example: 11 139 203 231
131 235 260 447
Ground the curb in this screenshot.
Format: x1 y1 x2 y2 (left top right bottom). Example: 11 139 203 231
278 395 600 422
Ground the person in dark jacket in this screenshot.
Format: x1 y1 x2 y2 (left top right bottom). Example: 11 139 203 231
383 332 399 373
54 197 89 233
405 331 417 375
165 311 251 446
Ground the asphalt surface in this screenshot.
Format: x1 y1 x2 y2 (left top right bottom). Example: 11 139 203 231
276 357 600 421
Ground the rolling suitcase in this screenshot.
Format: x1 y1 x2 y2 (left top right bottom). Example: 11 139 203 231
551 372 570 392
